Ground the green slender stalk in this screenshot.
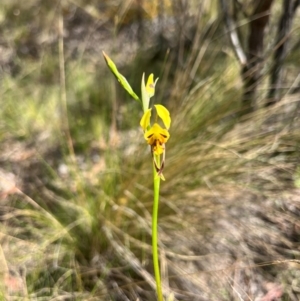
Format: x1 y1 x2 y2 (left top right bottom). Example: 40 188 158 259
152 156 163 301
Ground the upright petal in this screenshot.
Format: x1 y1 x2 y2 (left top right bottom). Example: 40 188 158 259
146 74 159 98
154 105 171 129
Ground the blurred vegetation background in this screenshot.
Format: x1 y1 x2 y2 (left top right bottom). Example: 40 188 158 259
0 0 300 300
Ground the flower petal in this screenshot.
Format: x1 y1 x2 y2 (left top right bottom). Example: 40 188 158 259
146 74 158 98
144 123 170 145
154 105 171 129
153 152 166 181
140 108 152 130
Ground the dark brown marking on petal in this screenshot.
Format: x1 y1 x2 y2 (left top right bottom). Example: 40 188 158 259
157 146 166 175
157 160 165 175
162 145 166 162
153 158 160 172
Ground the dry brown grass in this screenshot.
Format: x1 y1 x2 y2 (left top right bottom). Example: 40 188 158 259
1 0 300 300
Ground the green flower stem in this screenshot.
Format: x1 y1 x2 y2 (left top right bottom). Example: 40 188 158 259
152 156 163 301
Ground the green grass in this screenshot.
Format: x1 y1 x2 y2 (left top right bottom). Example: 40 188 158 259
1 0 300 300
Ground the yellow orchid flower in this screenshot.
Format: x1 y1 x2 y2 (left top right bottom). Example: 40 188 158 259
144 123 170 155
140 105 171 177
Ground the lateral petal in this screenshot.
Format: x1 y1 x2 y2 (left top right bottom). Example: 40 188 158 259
154 105 171 129
140 108 152 130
